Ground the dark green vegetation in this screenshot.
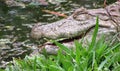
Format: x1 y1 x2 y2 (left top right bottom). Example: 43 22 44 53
4 17 120 71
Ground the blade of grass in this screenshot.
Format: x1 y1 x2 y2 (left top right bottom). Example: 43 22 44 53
98 55 112 70
92 51 98 71
33 56 37 71
88 16 99 51
74 40 81 63
49 65 65 71
105 43 120 54
52 40 71 55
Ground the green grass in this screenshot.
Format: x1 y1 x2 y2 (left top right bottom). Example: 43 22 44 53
4 17 120 71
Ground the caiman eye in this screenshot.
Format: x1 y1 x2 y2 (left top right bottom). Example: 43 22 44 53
74 14 90 21
72 7 90 21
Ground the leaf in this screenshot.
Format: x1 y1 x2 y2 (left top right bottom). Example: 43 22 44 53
52 40 71 55
74 40 81 63
89 16 99 51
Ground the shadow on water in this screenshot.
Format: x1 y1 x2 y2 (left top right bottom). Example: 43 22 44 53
0 0 116 68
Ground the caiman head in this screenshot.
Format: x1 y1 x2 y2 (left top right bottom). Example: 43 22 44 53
30 1 120 54
31 1 120 40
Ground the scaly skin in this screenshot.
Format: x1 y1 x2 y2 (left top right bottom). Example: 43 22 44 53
31 1 120 54
31 2 120 40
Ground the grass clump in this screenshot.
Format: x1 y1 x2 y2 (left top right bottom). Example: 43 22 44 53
5 17 120 71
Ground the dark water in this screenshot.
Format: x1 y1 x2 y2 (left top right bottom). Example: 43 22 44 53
0 0 116 64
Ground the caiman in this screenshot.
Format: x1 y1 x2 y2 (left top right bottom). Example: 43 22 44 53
31 1 120 54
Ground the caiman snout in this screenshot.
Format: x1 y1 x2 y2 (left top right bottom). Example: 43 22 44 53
31 24 44 39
